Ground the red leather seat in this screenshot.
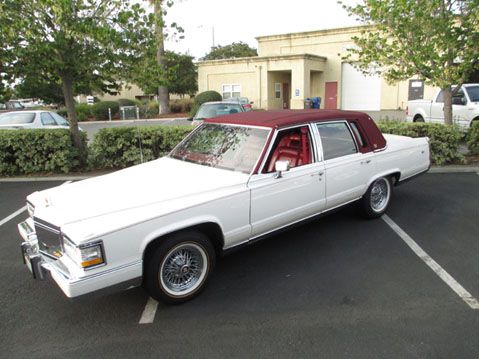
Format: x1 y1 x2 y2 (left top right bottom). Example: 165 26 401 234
267 134 303 172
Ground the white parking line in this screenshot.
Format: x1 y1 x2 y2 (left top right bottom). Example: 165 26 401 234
382 214 479 310
0 206 27 227
139 297 159 324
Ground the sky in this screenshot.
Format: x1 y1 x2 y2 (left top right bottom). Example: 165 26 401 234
163 0 360 60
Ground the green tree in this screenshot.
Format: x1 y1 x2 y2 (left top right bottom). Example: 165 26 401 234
0 0 154 159
340 0 479 125
202 42 258 60
132 50 197 97
14 75 65 105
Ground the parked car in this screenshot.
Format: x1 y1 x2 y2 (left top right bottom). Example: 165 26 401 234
188 101 245 123
18 110 430 304
227 97 253 111
0 110 71 130
407 83 479 128
0 100 25 114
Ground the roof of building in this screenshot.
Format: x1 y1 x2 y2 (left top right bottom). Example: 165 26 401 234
205 109 368 128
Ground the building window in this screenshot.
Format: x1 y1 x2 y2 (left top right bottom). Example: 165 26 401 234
275 83 282 99
222 84 241 99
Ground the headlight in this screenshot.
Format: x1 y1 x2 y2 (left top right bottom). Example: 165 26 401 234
62 236 105 269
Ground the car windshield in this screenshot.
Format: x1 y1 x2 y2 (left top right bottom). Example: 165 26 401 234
194 103 243 120
0 112 35 125
51 112 69 126
170 124 269 174
466 86 479 102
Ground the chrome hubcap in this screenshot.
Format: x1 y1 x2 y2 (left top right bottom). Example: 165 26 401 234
370 179 389 212
160 243 206 295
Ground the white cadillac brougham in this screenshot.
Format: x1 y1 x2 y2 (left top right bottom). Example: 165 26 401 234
19 110 430 304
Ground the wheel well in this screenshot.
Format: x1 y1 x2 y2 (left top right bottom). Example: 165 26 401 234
142 222 224 264
389 172 401 185
471 117 479 126
413 114 423 121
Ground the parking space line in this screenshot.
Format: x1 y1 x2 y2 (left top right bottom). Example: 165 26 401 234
382 214 479 310
0 206 27 227
139 297 159 324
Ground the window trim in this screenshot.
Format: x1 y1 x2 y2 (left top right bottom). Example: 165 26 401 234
314 120 359 162
274 83 282 99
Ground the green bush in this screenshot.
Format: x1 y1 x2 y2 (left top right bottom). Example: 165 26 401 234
0 129 87 175
75 103 92 122
57 107 68 117
90 126 192 169
91 101 120 121
466 121 479 155
118 98 137 107
170 98 194 113
378 121 464 165
190 90 222 116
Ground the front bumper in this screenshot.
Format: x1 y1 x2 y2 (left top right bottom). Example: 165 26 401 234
18 218 142 298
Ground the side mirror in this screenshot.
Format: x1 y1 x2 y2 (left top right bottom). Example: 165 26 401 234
274 160 290 179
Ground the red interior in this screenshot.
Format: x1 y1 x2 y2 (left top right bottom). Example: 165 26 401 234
266 128 312 172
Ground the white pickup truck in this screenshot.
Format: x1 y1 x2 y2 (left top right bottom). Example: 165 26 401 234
18 110 431 304
407 84 479 128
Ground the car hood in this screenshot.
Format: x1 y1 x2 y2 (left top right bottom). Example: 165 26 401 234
28 157 249 240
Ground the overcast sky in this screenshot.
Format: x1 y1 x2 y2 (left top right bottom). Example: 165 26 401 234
163 0 361 59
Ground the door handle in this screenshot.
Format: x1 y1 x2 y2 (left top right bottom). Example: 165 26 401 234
360 159 371 165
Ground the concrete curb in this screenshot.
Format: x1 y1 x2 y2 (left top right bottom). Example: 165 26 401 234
1 166 478 182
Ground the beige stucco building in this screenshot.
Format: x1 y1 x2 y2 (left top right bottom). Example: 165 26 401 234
198 26 438 111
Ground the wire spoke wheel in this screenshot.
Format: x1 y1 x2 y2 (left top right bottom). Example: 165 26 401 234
370 178 390 213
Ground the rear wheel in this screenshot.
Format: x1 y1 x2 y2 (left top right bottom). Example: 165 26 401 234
144 231 215 304
359 177 392 218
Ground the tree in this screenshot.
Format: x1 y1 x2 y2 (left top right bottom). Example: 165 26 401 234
132 50 197 98
340 0 479 125
202 42 258 61
14 75 65 105
0 1 154 159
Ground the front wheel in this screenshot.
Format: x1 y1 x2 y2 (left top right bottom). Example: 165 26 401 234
144 231 215 304
359 177 392 218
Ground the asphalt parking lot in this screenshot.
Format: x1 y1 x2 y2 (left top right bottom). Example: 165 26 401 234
1 173 478 358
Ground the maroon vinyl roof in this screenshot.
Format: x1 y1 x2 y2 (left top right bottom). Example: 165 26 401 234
204 109 367 128
205 109 387 152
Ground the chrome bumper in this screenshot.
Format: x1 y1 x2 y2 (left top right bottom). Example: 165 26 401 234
19 218 48 280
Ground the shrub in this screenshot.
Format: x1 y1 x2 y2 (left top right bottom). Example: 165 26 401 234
118 98 137 107
377 121 464 165
57 107 68 117
90 126 192 169
75 103 93 122
91 101 120 121
0 129 87 175
170 98 193 113
190 90 222 115
466 121 479 155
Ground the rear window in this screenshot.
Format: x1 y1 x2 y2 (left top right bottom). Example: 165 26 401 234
0 112 35 125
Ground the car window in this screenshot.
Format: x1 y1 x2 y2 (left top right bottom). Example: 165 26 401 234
41 112 56 126
263 126 313 173
170 124 269 174
0 112 35 124
195 103 243 120
51 112 69 126
316 122 357 160
466 86 479 102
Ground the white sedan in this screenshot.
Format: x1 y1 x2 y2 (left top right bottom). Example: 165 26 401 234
18 110 430 304
0 110 71 129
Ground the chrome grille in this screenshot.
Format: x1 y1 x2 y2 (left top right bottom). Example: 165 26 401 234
33 217 62 259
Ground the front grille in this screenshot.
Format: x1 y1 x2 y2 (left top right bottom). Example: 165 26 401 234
33 217 62 259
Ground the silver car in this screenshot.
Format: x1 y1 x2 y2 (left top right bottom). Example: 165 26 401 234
0 111 71 130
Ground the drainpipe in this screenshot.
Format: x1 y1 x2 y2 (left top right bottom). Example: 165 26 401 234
257 65 262 109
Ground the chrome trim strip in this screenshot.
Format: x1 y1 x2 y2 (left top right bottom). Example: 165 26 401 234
68 260 143 284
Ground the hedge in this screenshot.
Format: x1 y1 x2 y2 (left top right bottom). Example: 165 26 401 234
91 101 120 121
90 126 192 169
0 129 87 175
466 121 479 155
377 121 464 165
190 90 222 116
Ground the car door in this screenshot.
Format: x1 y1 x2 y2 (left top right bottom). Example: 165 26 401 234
451 88 470 127
248 125 326 237
314 121 374 210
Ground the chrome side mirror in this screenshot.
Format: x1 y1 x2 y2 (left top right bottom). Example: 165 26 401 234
274 160 290 179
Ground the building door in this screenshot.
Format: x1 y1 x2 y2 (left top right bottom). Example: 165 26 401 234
341 63 381 110
282 83 290 109
325 82 338 109
408 80 424 100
